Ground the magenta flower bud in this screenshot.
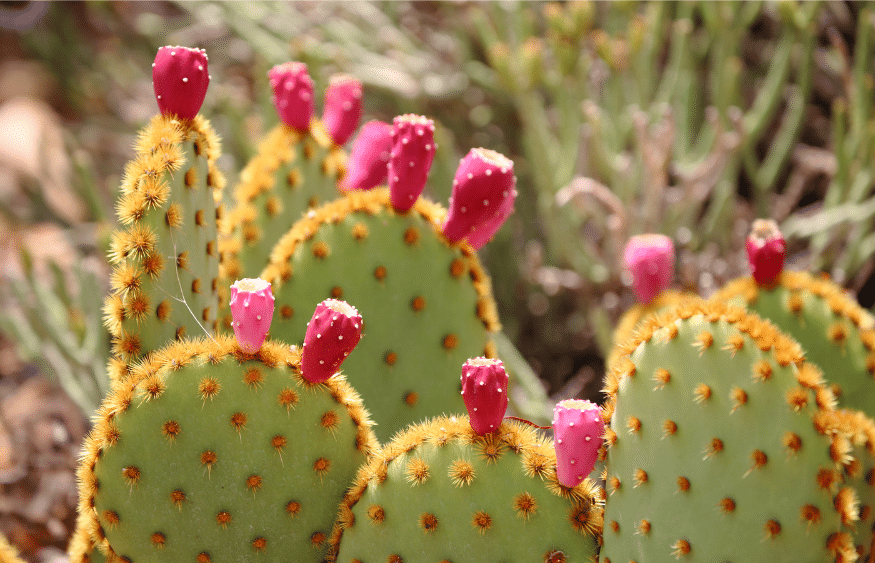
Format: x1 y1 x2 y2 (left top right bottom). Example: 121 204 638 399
460 357 509 435
268 61 314 131
443 148 516 244
553 399 603 488
623 234 675 304
746 219 786 286
466 185 516 249
229 278 275 354
152 46 210 120
340 120 392 191
388 114 436 211
301 299 363 384
322 75 363 146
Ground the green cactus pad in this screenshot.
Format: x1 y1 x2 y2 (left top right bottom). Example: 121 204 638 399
104 115 224 377
602 300 860 563
713 271 875 417
262 188 501 442
220 121 346 284
329 415 602 563
77 336 376 563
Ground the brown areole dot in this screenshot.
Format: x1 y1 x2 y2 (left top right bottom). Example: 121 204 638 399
286 500 301 517
411 296 426 312
449 258 465 279
443 334 459 350
633 468 648 487
404 391 418 406
677 476 690 492
216 511 232 528
312 241 329 259
196 552 211 563
194 209 205 226
384 351 398 366
251 537 267 552
404 227 420 246
374 265 387 281
150 532 166 548
693 383 712 403
170 489 186 509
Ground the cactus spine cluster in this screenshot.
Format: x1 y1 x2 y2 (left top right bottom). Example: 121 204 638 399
602 299 865 562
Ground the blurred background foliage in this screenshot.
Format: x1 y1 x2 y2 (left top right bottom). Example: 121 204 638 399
2 1 875 559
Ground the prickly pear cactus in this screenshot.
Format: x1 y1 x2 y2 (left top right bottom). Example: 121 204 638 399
220 121 346 282
602 300 861 563
328 415 602 563
713 271 875 416
103 46 225 382
76 336 376 563
261 188 500 442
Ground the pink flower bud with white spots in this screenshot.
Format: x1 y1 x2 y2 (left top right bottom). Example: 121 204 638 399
340 120 392 191
388 114 436 211
443 148 515 244
466 185 516 249
229 278 275 354
322 75 363 146
553 399 603 488
746 219 786 286
152 46 210 120
460 357 509 435
268 62 314 131
301 299 363 384
623 234 674 304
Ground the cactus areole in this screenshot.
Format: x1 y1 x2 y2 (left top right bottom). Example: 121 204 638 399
460 357 509 434
443 148 516 244
746 219 786 286
301 299 363 383
322 75 363 146
268 61 314 131
553 399 603 488
152 46 209 120
623 233 675 304
388 114 436 212
229 278 275 354
341 120 392 191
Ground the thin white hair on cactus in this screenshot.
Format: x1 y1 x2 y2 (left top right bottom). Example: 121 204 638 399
154 227 218 345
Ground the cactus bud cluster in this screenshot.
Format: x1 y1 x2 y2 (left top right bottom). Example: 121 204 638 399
388 114 436 212
229 278 275 354
341 120 393 191
268 61 315 131
746 219 786 286
443 148 517 247
460 357 509 434
323 75 363 146
302 299 364 383
623 233 675 304
152 46 210 120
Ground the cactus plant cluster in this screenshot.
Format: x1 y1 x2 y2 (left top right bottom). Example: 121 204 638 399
47 27 875 563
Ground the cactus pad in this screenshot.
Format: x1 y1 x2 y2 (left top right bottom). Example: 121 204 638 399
77 336 375 563
262 188 500 442
713 271 875 416
602 300 861 563
104 114 224 376
329 415 602 562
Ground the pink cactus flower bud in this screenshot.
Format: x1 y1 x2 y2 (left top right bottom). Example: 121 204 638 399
322 75 363 146
623 234 675 304
443 148 516 244
229 278 275 354
340 120 392 191
152 46 210 120
460 357 509 435
553 399 603 488
388 114 436 211
268 62 314 131
301 299 363 384
746 219 786 286
466 185 516 249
